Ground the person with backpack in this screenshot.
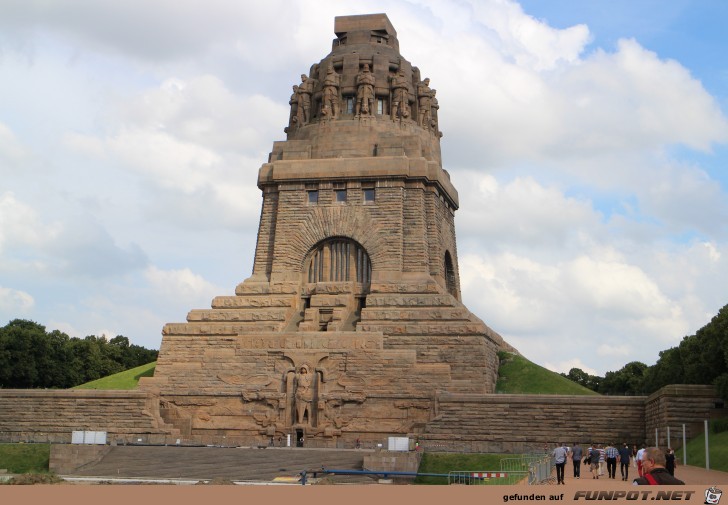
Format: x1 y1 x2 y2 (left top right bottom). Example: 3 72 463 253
632 447 684 485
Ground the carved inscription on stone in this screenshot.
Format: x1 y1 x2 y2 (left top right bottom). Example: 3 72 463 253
237 334 382 350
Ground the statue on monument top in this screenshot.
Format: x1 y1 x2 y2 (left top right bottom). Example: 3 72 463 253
296 74 316 125
355 63 376 117
390 67 410 120
321 64 341 119
417 77 433 130
286 84 299 132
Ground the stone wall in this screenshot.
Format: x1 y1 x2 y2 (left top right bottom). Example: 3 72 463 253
0 390 178 444
49 444 111 474
420 393 647 453
0 385 723 452
644 384 727 447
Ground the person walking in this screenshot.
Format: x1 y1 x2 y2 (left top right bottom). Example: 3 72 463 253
553 443 568 485
570 442 583 479
618 442 632 481
589 444 601 479
605 443 619 479
597 444 606 476
636 445 646 477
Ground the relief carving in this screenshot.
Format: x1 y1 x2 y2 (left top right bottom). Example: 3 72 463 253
294 364 314 425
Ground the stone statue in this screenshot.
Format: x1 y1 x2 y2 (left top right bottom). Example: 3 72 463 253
296 74 315 125
355 64 376 117
417 77 433 129
390 68 410 120
295 364 314 424
286 84 299 132
321 64 340 119
431 88 441 136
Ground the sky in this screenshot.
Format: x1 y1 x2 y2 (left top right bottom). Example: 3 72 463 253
1 0 727 377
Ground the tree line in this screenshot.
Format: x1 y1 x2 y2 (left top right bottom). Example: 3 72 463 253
0 319 158 389
561 303 728 401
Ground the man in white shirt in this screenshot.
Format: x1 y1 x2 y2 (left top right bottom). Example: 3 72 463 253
636 446 646 477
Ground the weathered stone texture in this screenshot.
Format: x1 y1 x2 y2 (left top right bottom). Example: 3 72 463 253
645 385 728 446
0 390 178 444
421 394 647 453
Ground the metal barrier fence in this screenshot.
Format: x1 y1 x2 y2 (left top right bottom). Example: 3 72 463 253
500 454 553 485
447 470 528 485
526 454 555 485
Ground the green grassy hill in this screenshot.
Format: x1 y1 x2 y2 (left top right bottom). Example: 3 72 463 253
73 361 155 390
676 422 728 473
496 352 598 395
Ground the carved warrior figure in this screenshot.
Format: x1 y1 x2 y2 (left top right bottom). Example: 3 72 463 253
295 365 314 424
390 68 410 120
296 74 315 125
321 64 340 119
417 77 433 129
431 89 441 135
287 84 299 131
355 64 376 117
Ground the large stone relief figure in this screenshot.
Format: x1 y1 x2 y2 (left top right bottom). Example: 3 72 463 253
294 364 314 424
417 77 433 129
297 74 315 125
321 64 340 119
390 68 410 120
355 64 376 117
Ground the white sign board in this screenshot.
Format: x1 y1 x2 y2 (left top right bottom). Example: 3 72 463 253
387 436 410 451
71 431 107 445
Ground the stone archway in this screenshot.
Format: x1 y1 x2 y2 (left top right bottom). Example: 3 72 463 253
305 237 371 285
300 237 371 332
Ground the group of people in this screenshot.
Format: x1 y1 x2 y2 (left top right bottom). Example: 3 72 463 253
552 442 683 485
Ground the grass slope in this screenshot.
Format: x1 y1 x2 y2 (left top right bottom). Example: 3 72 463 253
0 444 50 473
415 452 531 485
675 423 728 473
73 361 156 390
496 352 598 395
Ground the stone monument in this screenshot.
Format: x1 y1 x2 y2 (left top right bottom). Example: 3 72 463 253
140 13 509 447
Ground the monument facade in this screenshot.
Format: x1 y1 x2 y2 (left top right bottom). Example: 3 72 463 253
139 13 509 447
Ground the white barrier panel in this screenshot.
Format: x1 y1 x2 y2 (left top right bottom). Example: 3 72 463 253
387 436 410 451
71 431 107 444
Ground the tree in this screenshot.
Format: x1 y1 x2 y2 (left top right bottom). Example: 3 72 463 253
0 320 158 388
598 361 647 395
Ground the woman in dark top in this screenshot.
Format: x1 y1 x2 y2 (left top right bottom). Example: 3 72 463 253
665 448 676 476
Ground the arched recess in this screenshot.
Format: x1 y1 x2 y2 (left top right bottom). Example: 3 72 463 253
305 237 372 286
444 250 458 299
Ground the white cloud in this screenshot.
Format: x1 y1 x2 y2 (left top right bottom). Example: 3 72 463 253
0 286 34 313
543 358 598 376
145 266 219 303
0 122 29 171
597 344 630 358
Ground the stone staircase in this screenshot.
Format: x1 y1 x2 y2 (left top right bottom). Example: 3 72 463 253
69 446 372 483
